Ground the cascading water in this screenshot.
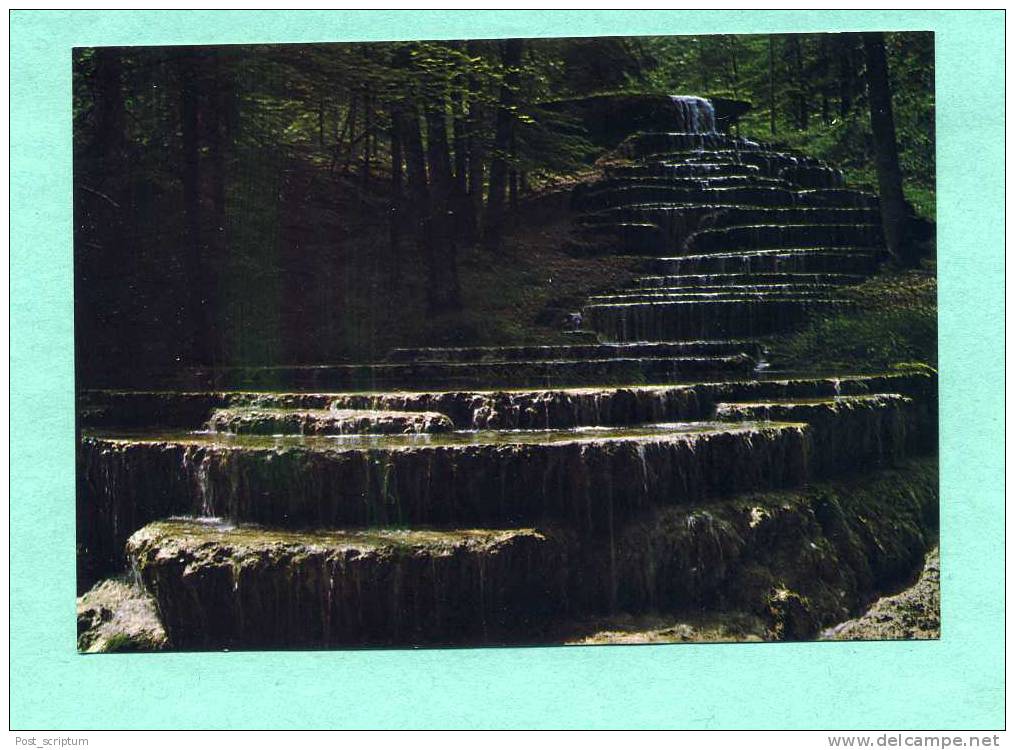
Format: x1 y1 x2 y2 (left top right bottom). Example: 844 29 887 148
78 89 940 649
669 95 718 134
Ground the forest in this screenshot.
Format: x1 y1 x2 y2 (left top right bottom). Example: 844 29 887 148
73 32 935 381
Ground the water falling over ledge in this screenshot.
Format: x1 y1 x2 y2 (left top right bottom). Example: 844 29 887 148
76 87 940 648
669 95 718 134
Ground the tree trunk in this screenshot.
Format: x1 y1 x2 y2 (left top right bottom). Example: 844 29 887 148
342 94 359 173
838 34 857 117
450 83 473 242
388 105 405 264
464 41 485 243
791 35 808 130
819 36 832 125
397 103 438 310
399 104 429 230
362 91 373 187
79 47 129 378
863 32 917 267
424 99 463 313
727 35 740 99
451 82 468 196
768 35 777 135
86 47 128 227
206 52 234 367
483 38 523 249
508 129 518 215
318 98 325 148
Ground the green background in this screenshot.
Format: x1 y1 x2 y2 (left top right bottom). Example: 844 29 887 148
10 10 1005 729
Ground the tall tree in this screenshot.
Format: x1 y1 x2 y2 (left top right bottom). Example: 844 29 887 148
464 40 486 243
863 32 917 267
768 35 777 135
387 101 405 263
837 34 858 117
424 96 463 312
789 35 809 130
483 38 523 249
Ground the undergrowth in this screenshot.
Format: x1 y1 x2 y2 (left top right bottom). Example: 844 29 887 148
769 264 937 371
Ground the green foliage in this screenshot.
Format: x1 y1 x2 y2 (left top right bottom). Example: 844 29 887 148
100 633 138 653
771 268 937 370
775 307 937 371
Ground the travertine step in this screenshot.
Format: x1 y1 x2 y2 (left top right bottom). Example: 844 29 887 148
684 223 883 254
604 163 776 181
576 184 877 212
619 131 764 156
632 272 865 288
78 369 935 432
205 407 454 436
586 288 845 304
714 394 919 474
582 205 879 231
650 247 883 275
77 369 938 587
128 519 567 648
578 206 880 253
386 340 762 364
82 421 811 539
125 457 939 647
584 296 847 341
120 354 758 392
585 174 795 193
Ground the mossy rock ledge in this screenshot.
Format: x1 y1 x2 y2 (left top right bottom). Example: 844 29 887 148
124 458 938 648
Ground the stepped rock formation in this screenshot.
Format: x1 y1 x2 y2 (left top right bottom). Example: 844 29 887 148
77 94 938 650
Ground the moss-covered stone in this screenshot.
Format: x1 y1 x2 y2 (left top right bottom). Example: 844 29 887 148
606 457 938 639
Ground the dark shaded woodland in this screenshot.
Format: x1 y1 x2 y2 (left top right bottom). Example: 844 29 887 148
74 33 934 382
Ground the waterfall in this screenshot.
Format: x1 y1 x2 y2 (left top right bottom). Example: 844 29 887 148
669 95 717 134
79 83 940 648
